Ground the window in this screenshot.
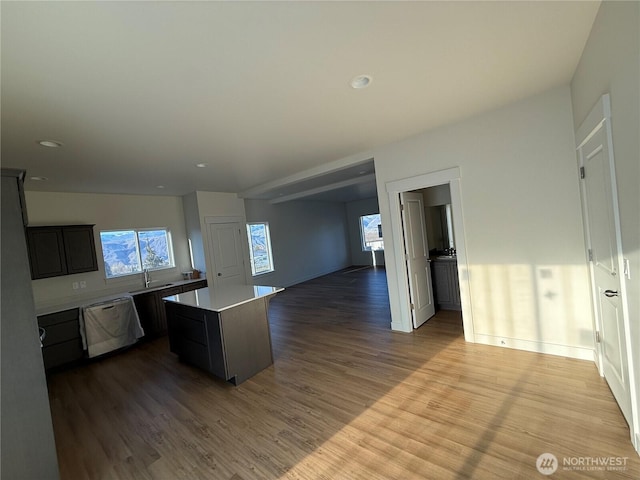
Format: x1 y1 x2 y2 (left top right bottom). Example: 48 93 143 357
360 214 384 251
246 223 274 275
100 228 174 278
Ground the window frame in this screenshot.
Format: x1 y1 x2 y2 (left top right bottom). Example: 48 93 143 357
359 213 384 252
99 227 175 279
246 222 275 276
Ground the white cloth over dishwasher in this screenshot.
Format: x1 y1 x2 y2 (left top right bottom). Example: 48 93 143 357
81 297 144 358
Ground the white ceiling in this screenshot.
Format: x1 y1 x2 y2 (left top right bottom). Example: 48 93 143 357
1 1 600 202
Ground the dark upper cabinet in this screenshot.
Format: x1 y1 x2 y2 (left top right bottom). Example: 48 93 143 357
26 227 67 278
62 226 98 274
27 225 98 279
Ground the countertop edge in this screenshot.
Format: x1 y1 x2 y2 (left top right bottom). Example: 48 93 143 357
35 278 207 316
162 286 285 313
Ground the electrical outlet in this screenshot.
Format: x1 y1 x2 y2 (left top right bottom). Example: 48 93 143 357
72 282 79 290
80 281 86 289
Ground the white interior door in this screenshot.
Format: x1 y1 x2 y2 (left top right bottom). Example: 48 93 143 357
577 96 631 426
207 221 246 287
400 192 435 328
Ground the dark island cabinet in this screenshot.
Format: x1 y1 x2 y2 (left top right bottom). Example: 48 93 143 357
165 294 275 385
27 225 98 279
166 303 227 380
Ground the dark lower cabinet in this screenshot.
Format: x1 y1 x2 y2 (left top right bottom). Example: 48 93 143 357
134 280 208 338
38 308 84 370
154 286 183 335
133 292 161 337
186 280 208 291
34 282 209 370
431 259 461 311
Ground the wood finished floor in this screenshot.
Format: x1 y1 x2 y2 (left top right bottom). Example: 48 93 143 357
47 266 639 479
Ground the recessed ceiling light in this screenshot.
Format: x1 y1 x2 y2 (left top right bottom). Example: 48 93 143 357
156 185 165 189
30 176 49 181
37 140 63 148
196 163 207 168
350 75 372 89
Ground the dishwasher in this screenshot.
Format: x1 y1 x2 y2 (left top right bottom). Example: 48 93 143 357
81 296 144 358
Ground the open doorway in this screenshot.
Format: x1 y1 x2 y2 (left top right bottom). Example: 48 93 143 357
418 185 462 316
399 184 461 330
385 167 474 341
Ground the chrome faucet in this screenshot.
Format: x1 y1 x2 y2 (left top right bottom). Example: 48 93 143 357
143 268 152 288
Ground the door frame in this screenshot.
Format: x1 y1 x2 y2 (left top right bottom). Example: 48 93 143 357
576 94 638 447
204 215 251 287
386 166 474 341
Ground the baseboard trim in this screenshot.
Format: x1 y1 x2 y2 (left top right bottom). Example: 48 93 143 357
474 334 595 361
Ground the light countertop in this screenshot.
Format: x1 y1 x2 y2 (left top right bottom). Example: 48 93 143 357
163 285 284 313
35 278 207 316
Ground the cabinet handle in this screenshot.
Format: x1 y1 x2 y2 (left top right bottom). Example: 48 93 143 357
39 327 46 348
604 290 619 297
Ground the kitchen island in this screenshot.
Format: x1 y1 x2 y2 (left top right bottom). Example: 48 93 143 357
163 285 283 385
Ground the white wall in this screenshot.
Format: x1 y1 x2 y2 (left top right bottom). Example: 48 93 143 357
244 199 351 287
375 86 594 358
25 191 191 308
195 191 247 218
345 197 384 266
570 0 639 449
